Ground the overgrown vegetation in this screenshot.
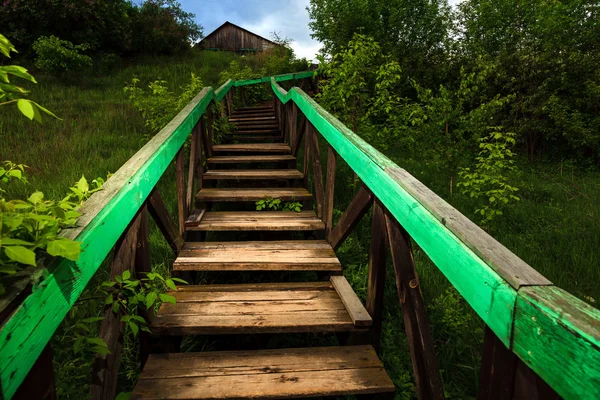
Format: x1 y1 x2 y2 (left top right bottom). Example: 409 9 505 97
310 0 600 397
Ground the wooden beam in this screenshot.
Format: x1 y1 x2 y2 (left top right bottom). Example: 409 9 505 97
176 148 186 236
302 119 310 189
195 119 204 193
186 123 199 214
327 186 373 251
330 276 372 326
13 344 56 400
385 210 444 400
365 200 388 351
292 113 306 157
91 212 142 400
309 123 325 219
148 189 184 255
324 146 336 236
135 207 152 369
478 326 517 400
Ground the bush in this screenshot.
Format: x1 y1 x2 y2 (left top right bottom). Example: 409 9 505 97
32 36 92 75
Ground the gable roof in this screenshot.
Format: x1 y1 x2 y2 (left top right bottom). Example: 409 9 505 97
198 21 280 47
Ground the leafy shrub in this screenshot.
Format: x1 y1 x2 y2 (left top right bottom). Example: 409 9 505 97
32 36 92 74
458 129 520 226
219 61 269 106
124 73 203 135
0 33 59 122
0 163 106 294
255 197 303 212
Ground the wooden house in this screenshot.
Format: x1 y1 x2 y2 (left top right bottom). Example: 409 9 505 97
196 21 281 53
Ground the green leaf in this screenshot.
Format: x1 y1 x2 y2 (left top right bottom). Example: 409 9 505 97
75 175 89 194
159 293 176 305
46 238 81 261
87 337 108 348
17 99 38 122
81 317 104 324
1 238 34 246
115 392 131 400
28 191 44 204
128 321 139 337
4 246 36 266
145 291 157 309
166 279 177 291
170 277 188 284
122 270 131 280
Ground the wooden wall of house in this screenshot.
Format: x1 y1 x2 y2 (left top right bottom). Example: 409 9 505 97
198 24 276 51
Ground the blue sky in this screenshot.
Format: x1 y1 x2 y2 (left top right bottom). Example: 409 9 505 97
179 0 461 61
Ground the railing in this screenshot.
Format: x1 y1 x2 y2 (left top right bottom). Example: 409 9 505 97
1 69 598 400
266 77 600 400
0 71 313 400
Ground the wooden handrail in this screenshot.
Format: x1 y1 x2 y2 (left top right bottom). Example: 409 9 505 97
269 77 600 400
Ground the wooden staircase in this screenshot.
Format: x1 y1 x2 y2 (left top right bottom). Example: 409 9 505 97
132 103 395 399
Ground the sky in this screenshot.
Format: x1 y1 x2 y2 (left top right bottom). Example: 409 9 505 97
180 0 321 61
179 0 462 61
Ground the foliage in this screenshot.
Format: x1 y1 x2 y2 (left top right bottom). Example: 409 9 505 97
458 129 520 226
219 61 269 106
0 168 106 293
32 36 93 75
128 0 203 55
124 73 203 135
0 0 201 58
255 197 303 212
0 34 59 123
101 271 186 337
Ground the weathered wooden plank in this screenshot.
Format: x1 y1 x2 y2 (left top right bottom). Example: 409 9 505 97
330 276 372 327
195 119 204 193
292 113 306 157
175 148 186 236
327 186 373 251
182 240 333 250
309 123 325 218
366 200 388 350
513 286 600 400
477 326 517 400
13 344 56 400
212 143 291 153
186 123 199 214
385 211 444 400
185 211 324 231
173 281 333 292
206 155 295 164
90 212 142 400
324 145 337 236
203 169 303 180
196 188 312 202
132 345 394 399
0 85 215 399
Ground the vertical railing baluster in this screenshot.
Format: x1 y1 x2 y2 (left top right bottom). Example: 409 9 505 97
324 145 337 236
309 123 325 219
186 122 199 214
302 120 310 189
366 200 388 351
136 206 152 368
385 210 445 400
14 344 56 400
175 148 186 237
90 212 143 400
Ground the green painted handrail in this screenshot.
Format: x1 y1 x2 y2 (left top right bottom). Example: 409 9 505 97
269 78 600 400
0 70 315 399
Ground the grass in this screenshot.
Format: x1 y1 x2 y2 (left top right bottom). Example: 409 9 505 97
2 50 599 399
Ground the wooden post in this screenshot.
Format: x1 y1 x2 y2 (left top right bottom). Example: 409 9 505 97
290 103 298 148
365 200 388 351
327 185 374 250
186 123 199 214
14 344 56 400
292 113 306 157
478 326 561 400
240 87 246 106
135 206 152 368
175 148 186 237
90 213 143 400
309 123 325 219
324 146 337 236
302 120 310 189
196 119 204 193
385 211 445 400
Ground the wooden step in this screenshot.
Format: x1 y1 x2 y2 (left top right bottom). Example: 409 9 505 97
234 124 279 130
230 112 275 118
232 135 282 141
132 345 394 399
173 240 340 272
212 143 291 154
229 116 276 122
233 129 280 135
185 211 325 231
203 169 303 180
234 106 273 112
150 279 370 335
206 155 296 164
196 188 311 202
